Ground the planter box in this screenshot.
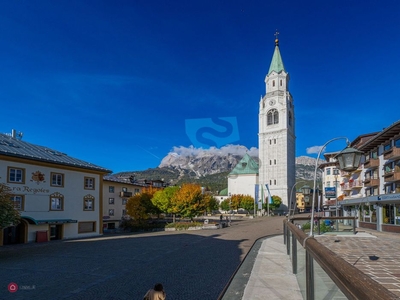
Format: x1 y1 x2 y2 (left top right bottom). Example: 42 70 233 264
202 225 219 230
188 226 202 230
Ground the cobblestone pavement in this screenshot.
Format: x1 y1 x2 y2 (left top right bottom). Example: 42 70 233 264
0 216 285 300
315 228 400 298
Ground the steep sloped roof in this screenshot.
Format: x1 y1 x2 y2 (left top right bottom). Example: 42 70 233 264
0 133 111 173
229 153 259 175
268 39 286 75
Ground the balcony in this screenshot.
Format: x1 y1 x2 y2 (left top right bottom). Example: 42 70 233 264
341 184 352 191
120 191 132 198
384 147 400 160
341 171 351 177
363 178 380 187
363 158 379 169
384 171 400 183
350 180 363 189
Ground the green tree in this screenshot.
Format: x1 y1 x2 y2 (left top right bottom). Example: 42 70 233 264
263 195 282 211
240 195 255 212
151 186 179 214
220 199 230 211
0 183 20 229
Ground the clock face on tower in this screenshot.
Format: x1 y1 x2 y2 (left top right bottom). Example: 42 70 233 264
269 100 276 106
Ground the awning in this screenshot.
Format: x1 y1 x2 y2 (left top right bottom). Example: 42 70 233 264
22 216 77 225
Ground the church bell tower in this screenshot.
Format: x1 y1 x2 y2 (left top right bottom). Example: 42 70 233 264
258 34 296 210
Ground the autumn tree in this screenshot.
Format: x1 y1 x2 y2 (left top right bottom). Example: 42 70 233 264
126 192 156 222
172 183 205 220
229 194 241 210
203 194 219 214
0 183 20 229
227 194 255 213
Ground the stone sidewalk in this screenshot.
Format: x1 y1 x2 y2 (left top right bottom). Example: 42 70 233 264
316 228 400 298
223 227 400 299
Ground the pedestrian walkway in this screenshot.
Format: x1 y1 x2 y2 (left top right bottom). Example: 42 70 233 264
241 236 303 300
221 235 302 300
223 228 400 299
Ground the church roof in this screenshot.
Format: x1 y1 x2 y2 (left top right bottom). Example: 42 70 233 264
219 188 228 196
268 39 286 75
229 153 259 175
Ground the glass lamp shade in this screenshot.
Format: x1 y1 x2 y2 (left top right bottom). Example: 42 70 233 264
335 146 363 172
301 185 311 195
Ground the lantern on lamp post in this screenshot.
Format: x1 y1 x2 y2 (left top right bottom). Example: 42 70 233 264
309 138 363 237
335 146 363 172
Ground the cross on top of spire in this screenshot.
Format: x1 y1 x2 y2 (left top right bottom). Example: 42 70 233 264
274 30 279 46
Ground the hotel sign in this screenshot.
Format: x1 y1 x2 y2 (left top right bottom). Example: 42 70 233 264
325 187 336 199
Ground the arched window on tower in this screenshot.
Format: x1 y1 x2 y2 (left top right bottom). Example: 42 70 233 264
280 79 282 86
272 80 275 87
267 109 279 125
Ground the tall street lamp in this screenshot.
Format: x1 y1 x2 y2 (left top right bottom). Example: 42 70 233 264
302 185 311 213
228 192 232 226
289 181 306 218
333 168 340 219
309 137 363 237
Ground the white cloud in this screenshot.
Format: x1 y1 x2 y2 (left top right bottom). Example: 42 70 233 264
170 144 259 157
306 146 324 155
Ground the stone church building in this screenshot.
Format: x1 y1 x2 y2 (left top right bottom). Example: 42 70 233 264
228 36 296 211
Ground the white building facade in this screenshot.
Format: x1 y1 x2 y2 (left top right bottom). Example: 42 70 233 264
227 154 259 199
258 37 296 209
0 132 110 245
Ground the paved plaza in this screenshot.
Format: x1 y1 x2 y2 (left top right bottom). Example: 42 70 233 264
0 216 285 300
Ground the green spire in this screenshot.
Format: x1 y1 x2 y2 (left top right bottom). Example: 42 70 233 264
268 38 286 75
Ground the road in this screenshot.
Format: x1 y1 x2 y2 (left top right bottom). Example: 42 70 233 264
0 216 285 300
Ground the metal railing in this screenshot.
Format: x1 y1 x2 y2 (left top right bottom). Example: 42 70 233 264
284 217 398 300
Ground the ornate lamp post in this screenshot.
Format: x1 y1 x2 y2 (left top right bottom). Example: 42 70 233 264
333 169 340 219
309 138 363 237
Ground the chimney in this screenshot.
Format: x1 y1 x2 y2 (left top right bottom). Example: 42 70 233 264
11 129 16 138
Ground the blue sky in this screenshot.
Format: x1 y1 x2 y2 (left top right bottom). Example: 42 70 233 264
1 1 399 173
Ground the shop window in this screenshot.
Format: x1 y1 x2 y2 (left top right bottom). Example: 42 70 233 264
78 221 96 233
10 195 24 210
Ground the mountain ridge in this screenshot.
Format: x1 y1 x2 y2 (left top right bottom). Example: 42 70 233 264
113 146 323 192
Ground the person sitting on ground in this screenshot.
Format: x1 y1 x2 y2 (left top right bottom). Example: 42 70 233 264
143 283 166 300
